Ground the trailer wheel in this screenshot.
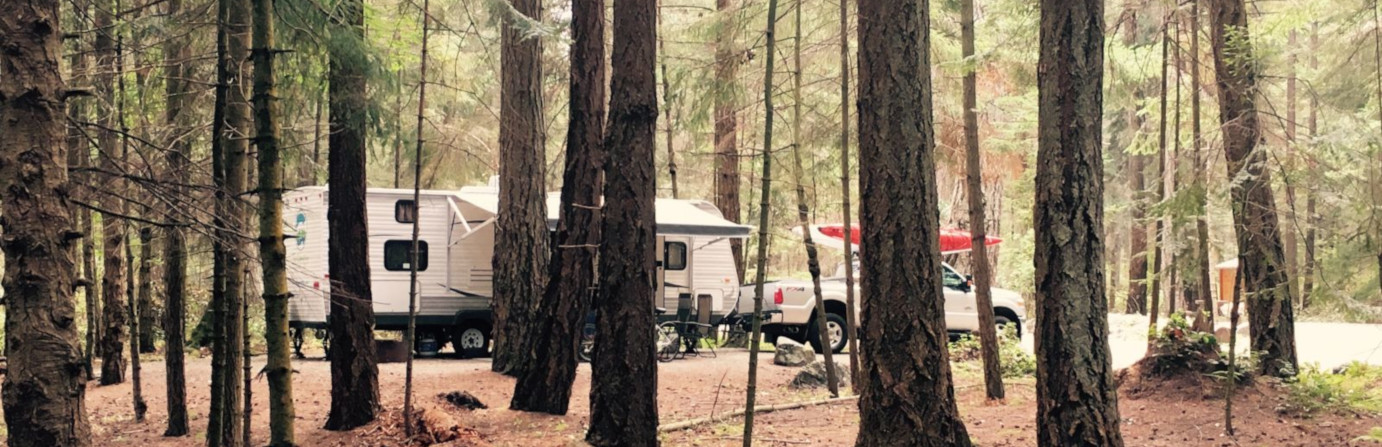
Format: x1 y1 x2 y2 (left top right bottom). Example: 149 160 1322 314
454 323 490 358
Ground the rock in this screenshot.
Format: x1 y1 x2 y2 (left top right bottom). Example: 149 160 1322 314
721 328 751 348
1213 323 1248 342
773 340 815 366
790 361 850 389
438 391 487 410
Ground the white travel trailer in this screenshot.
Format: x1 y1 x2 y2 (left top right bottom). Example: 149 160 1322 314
283 185 751 355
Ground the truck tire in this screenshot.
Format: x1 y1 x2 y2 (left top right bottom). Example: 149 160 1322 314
807 313 848 354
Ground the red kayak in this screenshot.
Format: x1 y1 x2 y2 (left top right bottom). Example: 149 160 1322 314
804 223 1002 254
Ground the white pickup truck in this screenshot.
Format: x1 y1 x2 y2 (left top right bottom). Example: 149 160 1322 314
740 262 1026 353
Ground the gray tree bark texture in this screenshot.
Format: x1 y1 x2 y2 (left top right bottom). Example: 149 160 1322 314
854 0 973 444
1033 0 1126 445
1209 0 1299 377
325 0 381 429
586 0 659 443
510 0 606 415
491 0 551 378
0 0 94 442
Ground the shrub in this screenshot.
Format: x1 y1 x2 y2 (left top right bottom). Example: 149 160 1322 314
946 325 1034 378
1278 362 1382 417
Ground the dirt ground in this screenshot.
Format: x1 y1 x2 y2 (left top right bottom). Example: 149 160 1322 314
65 345 1380 447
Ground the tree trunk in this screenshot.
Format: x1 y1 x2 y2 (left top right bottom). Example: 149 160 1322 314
324 0 380 430
215 0 253 438
253 0 295 440
659 1 678 198
838 0 859 391
714 0 744 283
743 0 779 442
855 0 972 444
1034 0 1125 445
492 0 551 377
132 230 150 422
1147 15 1170 332
402 0 432 435
1190 0 1215 332
65 4 99 379
1126 144 1149 315
1302 23 1319 307
586 0 659 443
1209 0 1298 378
161 0 191 434
961 0 1004 401
96 0 129 387
206 0 231 440
510 0 606 415
0 0 93 440
790 0 839 398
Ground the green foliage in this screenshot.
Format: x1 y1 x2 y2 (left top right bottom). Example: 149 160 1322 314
1144 312 1224 377
1279 362 1382 417
1356 427 1382 443
947 324 1034 378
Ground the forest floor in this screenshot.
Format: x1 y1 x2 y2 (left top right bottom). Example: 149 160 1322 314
59 315 1382 446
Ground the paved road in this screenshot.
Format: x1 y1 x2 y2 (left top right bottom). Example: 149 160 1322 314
1016 313 1382 370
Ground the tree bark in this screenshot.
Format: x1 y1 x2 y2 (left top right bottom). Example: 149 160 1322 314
961 0 1004 401
0 0 93 440
743 0 778 442
854 0 972 444
586 0 659 443
160 0 191 434
1147 15 1170 333
838 0 859 391
253 0 295 440
96 0 129 387
324 0 380 430
206 0 231 440
510 0 606 415
492 0 551 377
1190 0 1215 332
1124 4 1149 317
65 1 100 379
792 0 838 398
1034 0 1125 445
1209 0 1298 377
402 0 431 435
1302 23 1319 307
132 230 150 422
714 0 744 283
215 0 252 438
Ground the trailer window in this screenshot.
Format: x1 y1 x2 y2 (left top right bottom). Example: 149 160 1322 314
664 242 687 271
395 200 418 223
384 240 428 271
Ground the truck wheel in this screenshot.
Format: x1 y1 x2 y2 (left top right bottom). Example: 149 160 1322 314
995 312 1021 340
808 313 849 354
454 323 490 358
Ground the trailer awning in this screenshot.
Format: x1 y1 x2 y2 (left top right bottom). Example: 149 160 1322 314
456 187 753 238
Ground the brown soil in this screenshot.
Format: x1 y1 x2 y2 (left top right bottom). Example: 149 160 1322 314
42 349 1382 446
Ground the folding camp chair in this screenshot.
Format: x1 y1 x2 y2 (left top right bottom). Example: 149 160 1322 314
668 293 717 359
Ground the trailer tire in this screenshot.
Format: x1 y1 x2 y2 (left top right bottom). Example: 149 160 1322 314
454 322 491 358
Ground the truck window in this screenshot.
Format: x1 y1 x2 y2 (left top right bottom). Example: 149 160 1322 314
395 200 417 223
664 241 687 271
384 240 428 271
942 267 966 290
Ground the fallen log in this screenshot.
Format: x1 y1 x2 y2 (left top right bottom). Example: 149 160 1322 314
657 395 859 432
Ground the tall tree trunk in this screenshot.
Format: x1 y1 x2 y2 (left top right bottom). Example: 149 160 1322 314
206 0 231 440
324 0 380 429
743 0 779 442
132 230 150 422
253 0 295 440
215 0 253 438
65 2 99 378
1034 0 1125 445
96 0 129 387
1209 0 1298 377
511 0 606 415
161 0 191 434
402 0 431 434
1147 13 1171 333
659 2 678 198
791 0 839 397
0 0 93 440
1372 0 1382 299
838 0 859 390
1280 29 1300 312
1124 4 1149 317
586 0 659 442
714 0 744 282
1190 0 1215 332
492 0 551 377
855 0 972 444
1302 22 1319 307
961 0 1004 401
